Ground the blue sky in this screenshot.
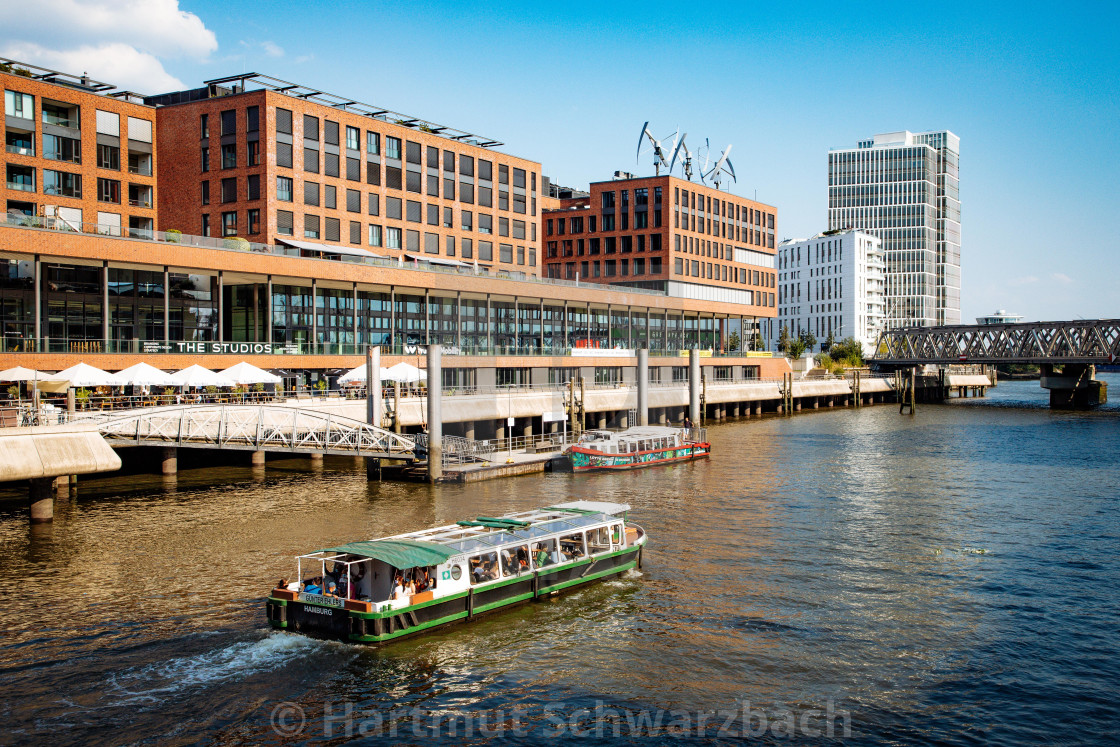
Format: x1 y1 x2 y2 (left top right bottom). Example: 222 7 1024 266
6 0 1117 322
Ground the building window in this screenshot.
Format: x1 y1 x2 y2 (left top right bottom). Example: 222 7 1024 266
215 139 234 167
324 184 336 210
368 224 382 247
499 243 513 263
43 170 82 198
386 136 401 159
350 220 362 244
461 210 472 231
406 200 422 222
201 214 210 237
304 214 320 239
386 227 401 249
325 217 339 244
368 193 379 216
201 181 210 205
304 181 319 206
386 197 402 220
276 142 292 168
346 125 360 150
247 174 260 201
247 106 259 132
346 189 361 213
220 109 236 136
367 131 380 155
199 113 208 138
277 210 293 236
201 147 209 172
5 90 34 119
277 176 293 202
222 211 237 236
247 208 260 235
97 178 121 204
97 144 119 170
304 148 319 173
247 140 260 166
479 214 492 234
602 191 615 209
221 177 237 203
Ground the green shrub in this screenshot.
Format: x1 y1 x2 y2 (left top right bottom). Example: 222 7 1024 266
165 229 182 243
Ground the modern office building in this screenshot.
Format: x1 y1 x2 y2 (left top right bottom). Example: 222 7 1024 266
147 73 543 276
773 230 885 354
2 59 158 236
827 130 960 327
542 174 777 347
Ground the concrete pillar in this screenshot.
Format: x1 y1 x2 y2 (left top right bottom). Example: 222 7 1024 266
597 413 607 430
464 421 475 441
393 382 402 434
522 418 533 441
161 447 177 475
366 346 381 427
29 478 54 523
365 457 381 481
251 450 266 466
732 403 740 417
495 421 506 441
310 453 324 462
688 349 700 424
812 398 819 409
427 346 442 482
795 400 802 412
637 348 649 426
753 403 762 416
658 409 667 425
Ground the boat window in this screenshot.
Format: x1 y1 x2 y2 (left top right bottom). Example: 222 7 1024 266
559 533 585 561
468 552 500 585
531 538 558 569
500 545 530 576
611 523 623 547
586 526 611 554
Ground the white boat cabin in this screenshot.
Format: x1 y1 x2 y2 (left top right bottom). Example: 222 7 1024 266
575 426 691 455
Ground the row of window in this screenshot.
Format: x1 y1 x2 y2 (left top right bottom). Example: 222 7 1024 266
546 234 663 257
546 209 664 235
546 257 664 280
4 164 152 205
4 90 154 141
199 176 261 206
200 209 261 238
199 141 261 172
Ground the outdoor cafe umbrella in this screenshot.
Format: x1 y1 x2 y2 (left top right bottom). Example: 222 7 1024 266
53 362 127 387
115 362 177 387
219 361 282 385
338 363 393 385
0 366 65 382
169 365 236 388
384 362 427 383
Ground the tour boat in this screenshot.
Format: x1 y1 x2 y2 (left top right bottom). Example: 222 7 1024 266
566 425 711 471
266 501 645 644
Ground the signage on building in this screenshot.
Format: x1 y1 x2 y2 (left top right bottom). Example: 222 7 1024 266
142 342 173 354
174 342 281 355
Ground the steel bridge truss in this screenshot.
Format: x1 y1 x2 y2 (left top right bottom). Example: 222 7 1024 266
95 405 416 458
875 320 1120 364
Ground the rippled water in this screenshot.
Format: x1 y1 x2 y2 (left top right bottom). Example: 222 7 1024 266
1 376 1117 745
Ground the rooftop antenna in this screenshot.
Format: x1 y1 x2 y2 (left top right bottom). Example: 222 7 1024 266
704 144 736 191
636 121 678 176
670 133 695 181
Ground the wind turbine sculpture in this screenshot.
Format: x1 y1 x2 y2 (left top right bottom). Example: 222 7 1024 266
636 122 678 176
670 133 696 182
704 145 736 191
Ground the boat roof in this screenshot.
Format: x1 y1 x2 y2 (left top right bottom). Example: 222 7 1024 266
583 426 682 440
311 502 630 564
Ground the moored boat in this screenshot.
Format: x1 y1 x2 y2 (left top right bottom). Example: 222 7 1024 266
566 425 710 471
266 501 645 644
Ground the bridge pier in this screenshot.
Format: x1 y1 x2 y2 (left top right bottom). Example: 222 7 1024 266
1041 364 1108 409
251 450 266 467
366 457 382 481
161 447 177 475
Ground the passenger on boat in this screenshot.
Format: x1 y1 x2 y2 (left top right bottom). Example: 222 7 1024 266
325 581 339 597
303 577 323 594
392 575 407 600
534 545 551 568
501 549 515 575
416 568 433 591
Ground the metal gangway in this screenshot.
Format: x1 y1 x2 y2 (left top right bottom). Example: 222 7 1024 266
411 433 495 464
84 404 416 459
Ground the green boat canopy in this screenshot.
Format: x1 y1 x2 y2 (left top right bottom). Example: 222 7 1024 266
319 539 455 569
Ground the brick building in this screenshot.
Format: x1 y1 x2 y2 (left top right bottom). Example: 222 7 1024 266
2 59 158 236
147 73 543 276
542 174 778 343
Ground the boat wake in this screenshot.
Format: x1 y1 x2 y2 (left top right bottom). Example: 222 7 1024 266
104 632 336 706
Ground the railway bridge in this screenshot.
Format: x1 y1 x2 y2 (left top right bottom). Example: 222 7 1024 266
874 319 1116 408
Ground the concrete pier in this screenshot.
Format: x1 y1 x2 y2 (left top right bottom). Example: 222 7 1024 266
29 477 54 523
161 447 177 475
251 450 266 466
1041 363 1108 409
427 346 443 482
637 349 649 426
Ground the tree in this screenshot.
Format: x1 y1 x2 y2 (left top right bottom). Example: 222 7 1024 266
728 330 740 352
823 331 835 353
753 334 765 351
788 338 807 359
798 330 817 353
777 326 791 354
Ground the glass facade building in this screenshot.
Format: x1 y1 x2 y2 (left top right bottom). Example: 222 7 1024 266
827 131 960 327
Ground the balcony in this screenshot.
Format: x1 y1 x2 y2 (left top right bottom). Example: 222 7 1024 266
5 144 34 156
128 198 153 208
6 181 35 192
41 111 78 129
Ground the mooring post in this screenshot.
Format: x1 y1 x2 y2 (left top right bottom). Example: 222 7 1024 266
688 349 700 425
637 348 649 426
426 345 442 483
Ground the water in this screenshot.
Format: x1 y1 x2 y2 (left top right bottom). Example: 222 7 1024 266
1 376 1118 745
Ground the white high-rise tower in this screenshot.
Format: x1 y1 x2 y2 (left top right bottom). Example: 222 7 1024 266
827 131 960 327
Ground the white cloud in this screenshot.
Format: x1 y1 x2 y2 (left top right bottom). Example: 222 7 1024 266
0 0 217 92
294 54 316 65
1008 275 1039 287
261 41 285 58
1050 272 1073 284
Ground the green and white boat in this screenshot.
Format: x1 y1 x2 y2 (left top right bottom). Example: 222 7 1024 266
266 501 645 644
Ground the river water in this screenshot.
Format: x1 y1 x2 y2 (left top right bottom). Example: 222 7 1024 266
1 375 1118 745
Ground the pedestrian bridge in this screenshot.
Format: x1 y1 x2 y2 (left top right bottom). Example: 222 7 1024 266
85 404 417 459
874 320 1120 364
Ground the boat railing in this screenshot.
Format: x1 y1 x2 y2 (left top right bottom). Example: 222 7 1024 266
684 427 708 443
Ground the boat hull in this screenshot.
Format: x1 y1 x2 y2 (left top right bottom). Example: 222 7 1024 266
266 543 642 644
568 443 710 471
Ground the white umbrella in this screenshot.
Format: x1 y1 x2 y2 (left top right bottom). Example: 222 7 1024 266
338 363 393 385
385 362 427 383
53 362 126 387
115 362 177 387
219 361 282 385
0 366 66 382
169 364 236 388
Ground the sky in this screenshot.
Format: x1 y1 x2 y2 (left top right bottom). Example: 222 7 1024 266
4 0 1117 323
